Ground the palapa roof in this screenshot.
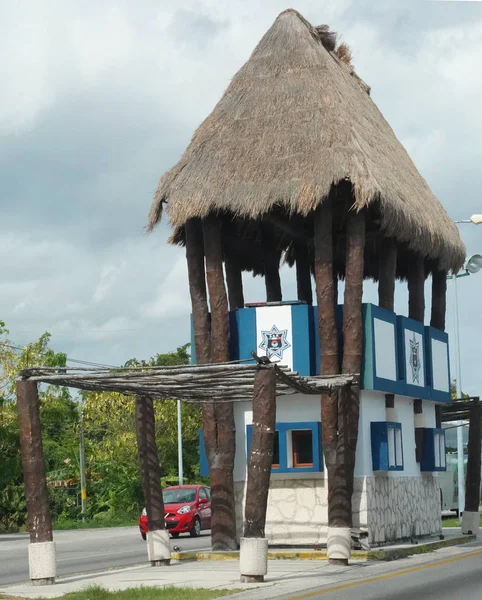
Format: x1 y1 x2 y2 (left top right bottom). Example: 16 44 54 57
148 9 464 273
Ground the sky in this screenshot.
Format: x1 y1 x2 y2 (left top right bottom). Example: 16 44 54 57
1 0 482 393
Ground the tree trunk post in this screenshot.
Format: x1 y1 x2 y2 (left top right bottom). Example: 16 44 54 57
203 215 237 551
314 199 343 561
135 395 170 566
430 269 447 331
295 243 313 305
408 256 425 323
16 380 56 585
378 238 397 312
333 208 365 565
262 225 282 302
240 366 276 583
225 257 245 311
462 400 481 534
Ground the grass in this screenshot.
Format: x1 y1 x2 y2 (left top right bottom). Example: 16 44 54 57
442 515 482 528
1 586 240 600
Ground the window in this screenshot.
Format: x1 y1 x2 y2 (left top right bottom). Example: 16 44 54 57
199 488 207 500
419 428 446 472
246 422 322 474
204 487 211 500
291 430 313 468
371 422 404 471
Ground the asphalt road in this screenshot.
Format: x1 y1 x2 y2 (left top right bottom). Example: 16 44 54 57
0 527 211 586
282 549 482 600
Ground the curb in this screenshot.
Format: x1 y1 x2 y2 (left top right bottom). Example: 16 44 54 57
171 534 475 562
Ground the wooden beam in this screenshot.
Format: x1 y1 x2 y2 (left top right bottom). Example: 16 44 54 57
135 395 169 566
336 209 365 534
431 269 447 331
16 380 55 584
408 256 425 323
295 243 313 304
262 225 282 302
378 238 397 311
203 214 237 551
225 257 245 311
465 401 481 514
243 367 277 541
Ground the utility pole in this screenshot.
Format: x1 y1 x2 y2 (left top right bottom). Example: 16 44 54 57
177 399 184 485
79 427 87 522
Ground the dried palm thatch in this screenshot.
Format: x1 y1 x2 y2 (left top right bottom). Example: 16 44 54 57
148 9 464 273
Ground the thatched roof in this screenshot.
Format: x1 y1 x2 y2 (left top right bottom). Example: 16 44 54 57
148 9 464 273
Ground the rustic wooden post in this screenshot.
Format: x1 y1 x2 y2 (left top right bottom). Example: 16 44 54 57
240 366 277 583
135 395 170 566
430 269 447 331
334 208 365 564
407 256 425 323
378 238 397 312
294 243 313 305
262 225 282 302
462 399 481 534
16 380 56 585
203 214 238 551
225 257 245 311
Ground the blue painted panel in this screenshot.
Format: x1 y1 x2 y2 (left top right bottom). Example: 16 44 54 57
199 429 209 477
424 327 451 403
291 304 312 376
246 421 323 474
363 304 401 394
371 422 403 472
396 316 431 400
235 307 257 362
420 428 447 472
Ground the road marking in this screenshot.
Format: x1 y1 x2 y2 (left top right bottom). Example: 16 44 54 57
286 549 482 599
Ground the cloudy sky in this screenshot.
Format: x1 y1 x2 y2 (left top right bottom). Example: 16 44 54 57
1 0 482 393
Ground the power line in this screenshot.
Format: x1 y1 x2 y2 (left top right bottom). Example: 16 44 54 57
1 343 119 370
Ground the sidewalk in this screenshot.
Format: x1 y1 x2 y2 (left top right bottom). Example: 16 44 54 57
0 530 478 599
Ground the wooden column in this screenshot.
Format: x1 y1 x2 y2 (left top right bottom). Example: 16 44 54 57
294 243 313 304
17 380 56 584
464 400 481 515
313 197 340 549
408 256 425 323
242 366 277 582
203 214 237 551
135 395 169 566
378 238 397 312
262 225 282 302
225 257 245 311
431 269 447 331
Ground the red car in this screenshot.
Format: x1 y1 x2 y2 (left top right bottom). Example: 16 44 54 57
139 485 211 540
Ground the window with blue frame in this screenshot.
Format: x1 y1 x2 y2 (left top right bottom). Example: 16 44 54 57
246 422 323 474
371 422 404 471
418 428 446 472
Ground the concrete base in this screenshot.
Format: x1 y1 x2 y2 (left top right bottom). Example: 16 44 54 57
147 529 171 565
462 511 480 535
240 537 268 582
28 541 56 583
327 527 351 562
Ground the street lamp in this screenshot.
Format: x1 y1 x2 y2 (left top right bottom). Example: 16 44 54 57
447 253 482 518
455 215 482 225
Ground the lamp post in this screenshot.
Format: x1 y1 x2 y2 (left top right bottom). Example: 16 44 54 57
177 399 184 485
447 250 482 519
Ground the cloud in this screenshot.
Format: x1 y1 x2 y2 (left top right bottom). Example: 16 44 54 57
1 0 481 391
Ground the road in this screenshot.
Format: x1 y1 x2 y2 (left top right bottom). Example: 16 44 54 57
0 527 211 586
282 549 482 600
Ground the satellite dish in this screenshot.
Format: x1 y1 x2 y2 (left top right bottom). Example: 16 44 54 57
465 254 482 274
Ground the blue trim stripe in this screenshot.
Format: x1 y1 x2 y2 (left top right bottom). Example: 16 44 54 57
235 307 257 362
397 316 431 400
420 428 447 472
199 429 209 477
291 304 311 376
370 421 404 472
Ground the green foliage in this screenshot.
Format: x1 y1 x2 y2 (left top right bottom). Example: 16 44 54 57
0 326 201 531
43 585 238 600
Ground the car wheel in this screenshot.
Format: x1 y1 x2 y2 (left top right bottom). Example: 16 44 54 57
141 533 146 541
171 532 180 538
190 517 201 538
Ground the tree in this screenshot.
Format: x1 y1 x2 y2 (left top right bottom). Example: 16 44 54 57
451 380 470 400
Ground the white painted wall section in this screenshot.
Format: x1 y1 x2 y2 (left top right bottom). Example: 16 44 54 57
432 339 450 392
374 319 397 380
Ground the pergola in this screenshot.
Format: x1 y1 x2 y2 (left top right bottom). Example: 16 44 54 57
16 359 356 585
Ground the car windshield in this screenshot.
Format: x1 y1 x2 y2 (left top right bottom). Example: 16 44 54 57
163 489 197 504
